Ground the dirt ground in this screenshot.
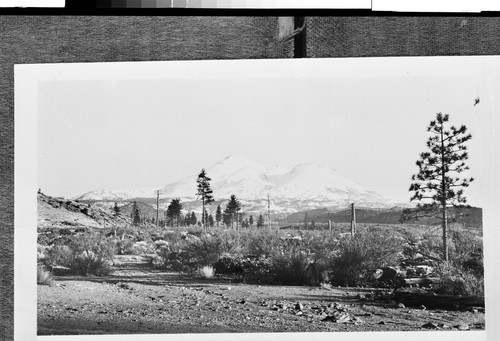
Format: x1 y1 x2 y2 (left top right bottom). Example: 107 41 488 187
38 255 485 335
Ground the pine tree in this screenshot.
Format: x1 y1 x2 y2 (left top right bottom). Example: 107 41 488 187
225 195 241 230
184 213 191 227
257 214 265 228
405 113 474 262
215 204 222 227
249 215 254 226
113 202 120 217
190 211 197 226
208 214 215 227
196 169 215 231
222 208 232 228
131 201 141 227
166 198 183 227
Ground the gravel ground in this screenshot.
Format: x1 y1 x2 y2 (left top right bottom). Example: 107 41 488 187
38 255 485 335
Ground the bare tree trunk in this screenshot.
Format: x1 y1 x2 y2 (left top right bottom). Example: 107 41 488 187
156 190 159 228
202 198 205 232
267 193 271 230
442 206 449 262
440 126 449 262
350 203 356 237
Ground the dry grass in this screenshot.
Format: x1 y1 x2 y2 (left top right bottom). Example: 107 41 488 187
197 265 215 279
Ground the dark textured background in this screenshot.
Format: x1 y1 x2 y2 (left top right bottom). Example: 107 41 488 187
1 16 500 341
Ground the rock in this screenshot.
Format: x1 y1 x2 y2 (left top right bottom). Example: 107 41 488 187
422 322 439 329
397 303 406 309
419 305 426 310
295 302 304 311
378 321 386 325
437 323 450 329
296 311 303 316
456 324 470 330
322 311 360 324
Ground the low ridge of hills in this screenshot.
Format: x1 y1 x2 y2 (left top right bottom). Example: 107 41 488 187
282 206 483 229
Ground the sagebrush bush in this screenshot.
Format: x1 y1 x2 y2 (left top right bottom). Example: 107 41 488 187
435 262 484 296
330 231 404 287
43 244 73 269
246 230 282 257
154 238 190 270
213 255 245 274
270 251 311 285
115 238 135 255
130 241 154 255
42 232 115 276
183 230 243 266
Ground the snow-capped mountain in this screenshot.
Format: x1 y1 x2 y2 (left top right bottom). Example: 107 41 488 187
76 154 399 213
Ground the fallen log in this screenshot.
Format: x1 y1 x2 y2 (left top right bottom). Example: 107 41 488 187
394 291 485 310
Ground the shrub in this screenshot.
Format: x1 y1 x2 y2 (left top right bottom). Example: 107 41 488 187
213 255 244 274
246 230 282 257
435 262 484 296
270 251 311 285
130 241 154 255
153 237 192 271
43 244 73 270
42 232 115 276
183 231 243 266
115 238 135 255
37 265 53 285
330 231 404 287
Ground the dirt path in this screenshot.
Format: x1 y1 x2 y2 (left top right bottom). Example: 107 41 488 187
38 255 485 335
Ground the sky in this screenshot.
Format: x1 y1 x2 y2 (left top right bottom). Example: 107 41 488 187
37 57 497 206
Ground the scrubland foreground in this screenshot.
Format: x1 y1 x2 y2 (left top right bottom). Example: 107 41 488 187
37 216 485 334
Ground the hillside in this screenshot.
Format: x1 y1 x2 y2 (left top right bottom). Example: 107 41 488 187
38 192 129 229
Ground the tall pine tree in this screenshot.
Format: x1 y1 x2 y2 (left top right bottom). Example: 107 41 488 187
196 169 215 231
406 113 474 262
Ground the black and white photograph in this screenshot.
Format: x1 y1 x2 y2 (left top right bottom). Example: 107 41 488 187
15 56 497 339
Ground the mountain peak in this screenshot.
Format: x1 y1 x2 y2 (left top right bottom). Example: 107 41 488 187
77 155 399 212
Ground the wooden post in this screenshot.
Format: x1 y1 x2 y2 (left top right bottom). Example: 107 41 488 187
350 203 356 237
267 193 271 230
156 190 159 228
